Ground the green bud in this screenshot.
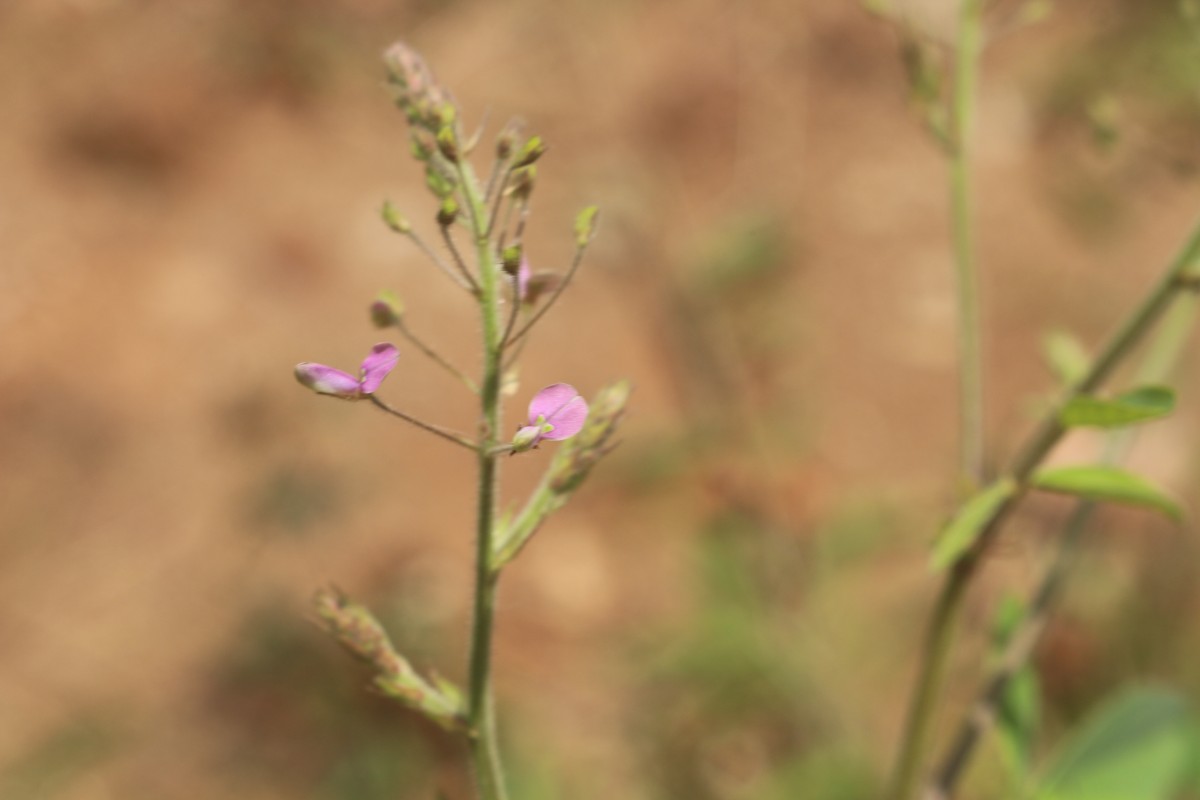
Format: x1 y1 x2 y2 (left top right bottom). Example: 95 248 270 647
381 201 412 234
370 290 404 327
510 165 536 200
502 245 523 276
437 197 460 227
410 134 434 161
512 135 546 168
434 102 457 128
425 163 457 198
436 126 459 163
496 121 520 160
574 205 599 247
511 425 541 453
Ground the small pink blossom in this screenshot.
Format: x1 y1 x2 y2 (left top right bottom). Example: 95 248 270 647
514 256 561 308
295 343 399 400
512 383 588 452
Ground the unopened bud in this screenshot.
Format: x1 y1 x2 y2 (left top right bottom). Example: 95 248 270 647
501 245 523 276
574 206 599 247
381 200 412 234
510 166 536 201
437 197 460 227
436 127 459 163
496 119 523 160
512 135 546 168
370 290 404 327
410 134 434 162
511 425 541 453
425 162 457 198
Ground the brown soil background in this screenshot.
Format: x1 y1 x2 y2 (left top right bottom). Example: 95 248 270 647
2 1 1198 798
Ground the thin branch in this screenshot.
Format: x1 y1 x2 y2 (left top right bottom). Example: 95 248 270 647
395 318 479 393
403 228 474 293
439 223 481 293
511 196 531 246
486 167 514 237
499 271 523 347
484 155 507 205
368 395 478 451
504 242 589 348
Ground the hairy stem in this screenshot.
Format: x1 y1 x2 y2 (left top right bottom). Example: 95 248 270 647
460 153 510 800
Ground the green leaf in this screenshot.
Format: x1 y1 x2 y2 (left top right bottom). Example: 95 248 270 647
1042 329 1090 386
990 597 1041 782
930 478 1018 571
1060 386 1175 429
1035 686 1193 800
1030 466 1182 521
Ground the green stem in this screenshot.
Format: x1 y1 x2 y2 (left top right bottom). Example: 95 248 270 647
951 0 985 486
460 153 510 800
396 318 479 393
887 214 1200 800
889 5 985 795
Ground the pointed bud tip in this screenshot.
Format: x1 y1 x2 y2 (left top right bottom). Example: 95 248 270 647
381 201 412 233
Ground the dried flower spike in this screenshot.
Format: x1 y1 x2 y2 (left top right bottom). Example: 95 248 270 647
295 343 399 399
511 383 589 452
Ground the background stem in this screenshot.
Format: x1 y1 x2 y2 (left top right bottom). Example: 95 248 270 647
951 0 985 487
928 294 1198 798
886 212 1200 800
888 4 986 797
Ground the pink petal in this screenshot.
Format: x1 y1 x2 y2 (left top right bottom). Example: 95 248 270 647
359 343 399 394
528 383 580 424
295 363 363 398
541 395 589 440
517 256 532 301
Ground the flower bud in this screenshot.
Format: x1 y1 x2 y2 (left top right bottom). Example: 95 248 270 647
509 166 536 201
425 162 456 198
511 424 542 453
496 119 523 160
410 134 434 162
574 205 599 247
381 200 412 234
512 135 546 168
370 290 404 328
437 197 460 227
501 245 523 277
436 126 459 163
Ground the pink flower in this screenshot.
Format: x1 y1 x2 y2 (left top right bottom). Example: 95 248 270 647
515 256 561 308
512 383 589 452
295 343 399 400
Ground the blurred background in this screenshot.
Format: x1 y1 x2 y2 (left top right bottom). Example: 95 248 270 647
2 0 1200 798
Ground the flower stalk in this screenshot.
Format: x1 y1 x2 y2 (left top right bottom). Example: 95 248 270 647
297 42 620 800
